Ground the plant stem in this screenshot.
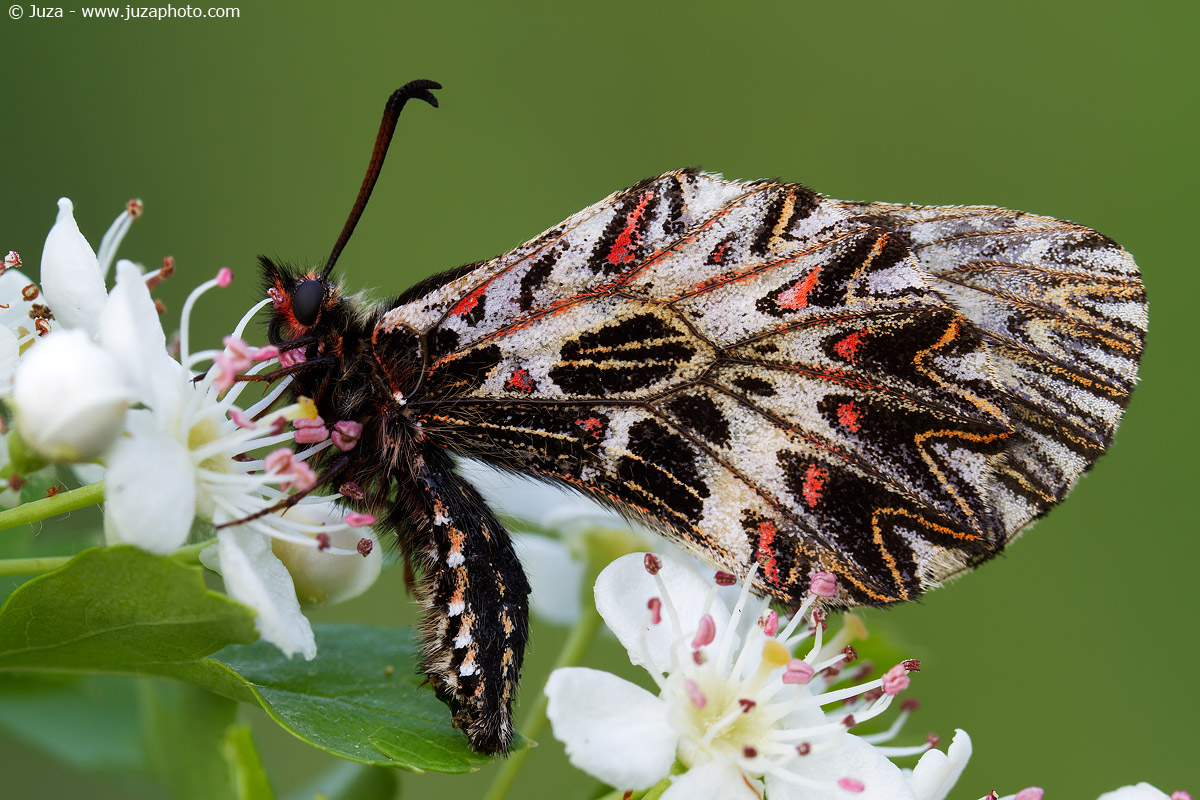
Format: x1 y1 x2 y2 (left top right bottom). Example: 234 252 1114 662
0 481 105 531
0 555 71 576
482 600 605 800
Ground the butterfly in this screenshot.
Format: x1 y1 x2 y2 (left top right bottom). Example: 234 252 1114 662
256 80 1146 753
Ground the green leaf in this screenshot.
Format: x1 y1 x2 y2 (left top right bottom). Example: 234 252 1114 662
0 545 259 674
214 624 515 774
0 546 511 774
0 674 148 775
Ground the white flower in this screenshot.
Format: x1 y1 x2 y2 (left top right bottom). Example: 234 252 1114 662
545 552 968 799
39 197 140 336
0 265 52 394
94 261 379 658
1095 786 1190 800
12 328 133 461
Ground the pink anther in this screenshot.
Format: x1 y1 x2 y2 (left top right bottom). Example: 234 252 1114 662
691 614 716 649
647 597 662 625
837 777 864 793
782 659 815 685
882 663 911 696
809 571 837 598
293 416 329 444
332 420 364 451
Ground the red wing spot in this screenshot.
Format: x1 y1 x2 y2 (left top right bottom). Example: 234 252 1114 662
607 190 655 266
803 465 828 508
776 267 822 310
450 283 487 317
836 401 861 433
504 367 535 394
575 417 604 437
756 520 780 584
833 331 864 362
708 239 730 264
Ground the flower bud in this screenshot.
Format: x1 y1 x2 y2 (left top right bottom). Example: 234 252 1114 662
13 330 133 462
271 505 382 606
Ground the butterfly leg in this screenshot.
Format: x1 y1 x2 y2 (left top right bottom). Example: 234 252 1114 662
395 447 531 754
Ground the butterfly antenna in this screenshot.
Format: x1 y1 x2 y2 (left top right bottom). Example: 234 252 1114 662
322 79 442 278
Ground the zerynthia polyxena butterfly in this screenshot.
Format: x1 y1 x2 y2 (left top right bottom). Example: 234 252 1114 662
250 80 1146 753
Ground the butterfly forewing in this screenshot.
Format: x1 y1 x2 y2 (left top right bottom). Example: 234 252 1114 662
378 170 1146 608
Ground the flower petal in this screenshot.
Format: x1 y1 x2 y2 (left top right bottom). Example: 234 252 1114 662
39 198 108 335
766 732 917 800
513 532 585 626
97 261 177 407
217 527 316 660
661 759 759 800
908 729 972 800
103 412 195 553
595 552 729 675
545 666 676 790
0 324 19 396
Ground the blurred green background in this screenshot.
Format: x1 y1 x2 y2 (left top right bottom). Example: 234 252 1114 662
2 0 1195 797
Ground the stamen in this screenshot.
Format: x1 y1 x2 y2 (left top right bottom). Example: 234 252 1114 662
644 553 662 575
882 663 910 696
684 678 706 709
332 420 363 451
836 777 864 793
741 746 756 759
714 570 736 586
356 538 374 557
647 597 662 625
692 614 716 649
796 742 810 756
339 482 366 500
810 571 838 598
96 200 140 278
3 251 21 271
345 512 376 527
279 347 306 368
760 609 779 637
1013 789 1044 800
316 533 331 551
216 266 233 287
782 659 815 685
294 416 330 444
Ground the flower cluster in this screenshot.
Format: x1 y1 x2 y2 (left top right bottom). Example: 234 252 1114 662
546 552 969 799
3 197 382 658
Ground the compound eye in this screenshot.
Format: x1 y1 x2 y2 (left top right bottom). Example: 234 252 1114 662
292 279 324 326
